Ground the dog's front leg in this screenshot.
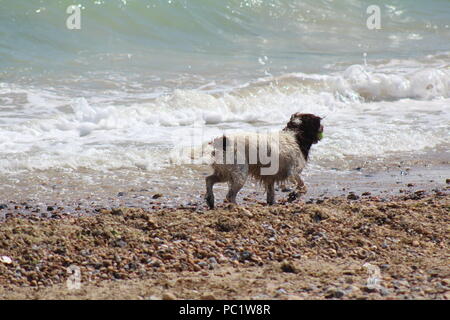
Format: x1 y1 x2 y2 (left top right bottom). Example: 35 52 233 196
287 174 307 202
294 175 307 195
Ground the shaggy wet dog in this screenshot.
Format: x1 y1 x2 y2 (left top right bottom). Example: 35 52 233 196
205 113 323 209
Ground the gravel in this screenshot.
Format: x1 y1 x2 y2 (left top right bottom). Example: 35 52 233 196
0 191 449 300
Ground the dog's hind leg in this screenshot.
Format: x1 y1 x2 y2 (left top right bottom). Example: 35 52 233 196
205 174 223 209
266 182 275 205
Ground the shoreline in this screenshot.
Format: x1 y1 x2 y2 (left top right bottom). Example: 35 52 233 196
0 158 449 219
1 0 449 301
0 189 449 300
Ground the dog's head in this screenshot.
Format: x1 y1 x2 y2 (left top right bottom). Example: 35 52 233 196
284 113 323 144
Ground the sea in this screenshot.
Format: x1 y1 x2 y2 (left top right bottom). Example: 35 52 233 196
0 0 449 208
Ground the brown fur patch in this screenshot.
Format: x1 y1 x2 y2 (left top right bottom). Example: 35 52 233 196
283 113 323 160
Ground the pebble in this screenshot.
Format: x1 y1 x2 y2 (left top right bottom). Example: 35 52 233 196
239 251 252 262
347 193 359 200
379 287 390 296
162 292 177 300
0 256 12 264
276 288 287 295
333 289 345 298
207 257 218 269
344 285 360 294
287 295 304 300
111 208 124 216
326 288 345 298
193 265 202 271
217 255 227 264
208 257 218 265
80 249 90 257
280 261 298 274
200 293 216 300
114 240 128 248
239 208 253 218
345 278 354 284
362 285 378 293
393 280 410 289
152 193 163 199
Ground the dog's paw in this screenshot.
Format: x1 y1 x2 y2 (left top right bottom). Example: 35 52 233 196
205 194 215 209
287 191 299 202
297 185 307 195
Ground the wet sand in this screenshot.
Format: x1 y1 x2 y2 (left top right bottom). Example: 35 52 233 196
0 154 449 219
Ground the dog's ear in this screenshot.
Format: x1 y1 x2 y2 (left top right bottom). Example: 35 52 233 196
284 113 304 131
291 117 302 126
285 113 323 138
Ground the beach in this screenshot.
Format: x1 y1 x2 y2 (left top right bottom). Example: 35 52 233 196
0 184 449 300
1 0 450 300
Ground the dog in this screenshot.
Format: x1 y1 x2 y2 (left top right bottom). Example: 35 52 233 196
205 113 323 209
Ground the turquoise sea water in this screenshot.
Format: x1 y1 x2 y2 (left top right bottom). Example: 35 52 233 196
1 0 450 78
0 0 449 177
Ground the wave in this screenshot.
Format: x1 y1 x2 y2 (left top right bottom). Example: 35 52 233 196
0 0 449 173
0 59 449 172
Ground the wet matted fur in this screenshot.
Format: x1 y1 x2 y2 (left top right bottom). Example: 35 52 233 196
205 113 323 209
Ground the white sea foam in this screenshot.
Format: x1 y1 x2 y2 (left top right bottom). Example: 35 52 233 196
0 60 449 173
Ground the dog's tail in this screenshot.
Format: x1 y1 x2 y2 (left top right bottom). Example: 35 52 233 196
212 135 229 152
